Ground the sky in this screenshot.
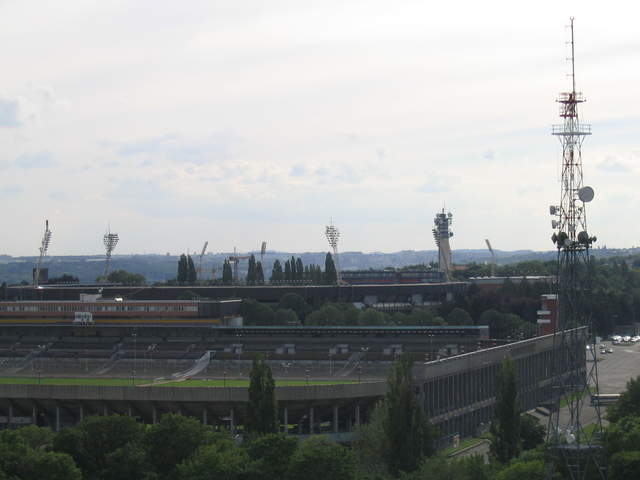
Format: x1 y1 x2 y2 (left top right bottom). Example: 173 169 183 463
1 1 639 256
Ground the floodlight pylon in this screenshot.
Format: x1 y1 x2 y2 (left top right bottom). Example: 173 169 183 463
103 228 120 277
34 219 52 287
325 223 342 284
545 18 606 480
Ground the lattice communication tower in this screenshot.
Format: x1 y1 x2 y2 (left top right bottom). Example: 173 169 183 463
545 18 606 480
103 229 120 277
325 223 342 284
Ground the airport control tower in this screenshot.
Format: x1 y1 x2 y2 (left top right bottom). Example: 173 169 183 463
433 209 453 282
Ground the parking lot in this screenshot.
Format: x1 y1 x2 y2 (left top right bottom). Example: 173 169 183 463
594 340 640 394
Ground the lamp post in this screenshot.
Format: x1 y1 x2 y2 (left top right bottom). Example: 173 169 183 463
305 368 310 385
329 350 333 377
223 370 227 387
131 329 137 386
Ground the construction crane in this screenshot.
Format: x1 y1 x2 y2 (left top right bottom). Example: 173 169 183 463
485 239 496 277
228 247 250 283
260 241 267 265
197 241 208 281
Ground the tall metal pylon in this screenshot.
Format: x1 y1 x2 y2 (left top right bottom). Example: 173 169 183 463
545 18 606 480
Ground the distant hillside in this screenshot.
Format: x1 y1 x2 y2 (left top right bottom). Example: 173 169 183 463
0 246 636 285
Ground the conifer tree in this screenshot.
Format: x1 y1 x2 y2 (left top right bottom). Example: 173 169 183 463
247 254 257 285
186 255 197 284
295 257 304 282
383 353 434 474
246 356 278 435
284 260 292 283
255 261 265 285
270 260 283 283
177 254 188 283
324 253 338 284
222 259 233 285
490 356 521 463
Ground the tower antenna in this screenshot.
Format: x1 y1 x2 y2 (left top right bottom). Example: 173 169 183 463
546 18 606 479
432 208 453 282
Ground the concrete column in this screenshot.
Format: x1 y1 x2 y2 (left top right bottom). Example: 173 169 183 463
333 405 339 433
309 407 314 434
31 405 37 425
202 408 207 425
127 406 132 417
55 405 61 432
152 406 157 424
230 408 236 435
79 405 84 422
103 406 108 416
355 404 360 426
8 403 13 428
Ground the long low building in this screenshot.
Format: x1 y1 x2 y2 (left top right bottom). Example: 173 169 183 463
0 329 585 443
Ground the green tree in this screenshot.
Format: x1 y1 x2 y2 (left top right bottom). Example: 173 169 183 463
608 375 640 423
145 413 214 480
176 436 248 480
244 434 298 480
271 260 284 283
353 402 390 477
610 450 640 480
296 257 304 282
490 356 521 463
256 261 265 284
100 269 146 285
241 299 275 326
359 308 386 326
382 353 434 474
606 415 640 455
274 308 299 325
284 260 292 283
305 304 345 326
177 254 188 283
495 459 546 480
247 254 257 284
278 293 311 321
519 413 545 451
324 253 338 284
246 356 278 435
222 259 233 285
52 415 145 479
287 437 356 480
446 307 473 325
187 255 197 284
0 430 81 480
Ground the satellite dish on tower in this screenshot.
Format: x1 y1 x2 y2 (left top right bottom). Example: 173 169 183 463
578 186 595 203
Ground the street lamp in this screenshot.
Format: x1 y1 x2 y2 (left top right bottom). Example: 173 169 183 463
305 368 310 385
223 370 227 387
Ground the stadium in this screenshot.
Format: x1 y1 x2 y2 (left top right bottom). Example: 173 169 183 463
0 284 576 445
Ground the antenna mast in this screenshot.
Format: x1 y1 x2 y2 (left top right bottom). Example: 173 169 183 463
546 18 606 479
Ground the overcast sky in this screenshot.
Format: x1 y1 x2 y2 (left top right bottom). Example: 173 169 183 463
1 1 638 256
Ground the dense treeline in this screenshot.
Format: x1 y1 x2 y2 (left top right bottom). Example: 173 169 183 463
241 290 539 340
